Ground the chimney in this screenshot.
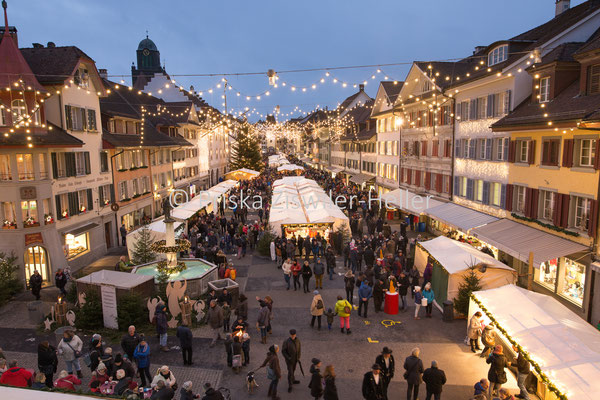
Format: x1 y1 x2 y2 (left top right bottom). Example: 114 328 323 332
98 69 108 79
359 84 365 92
555 0 570 16
32 43 43 48
46 41 55 48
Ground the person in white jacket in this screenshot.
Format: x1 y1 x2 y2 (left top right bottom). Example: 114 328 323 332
270 240 276 261
151 365 176 389
282 258 292 290
57 329 83 378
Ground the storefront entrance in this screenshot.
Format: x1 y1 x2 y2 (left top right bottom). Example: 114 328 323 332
24 245 50 283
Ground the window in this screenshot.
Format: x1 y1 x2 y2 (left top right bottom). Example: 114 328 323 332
477 97 487 119
517 140 530 163
119 181 128 200
100 151 109 172
560 258 585 306
573 196 592 231
495 137 509 161
21 200 38 227
99 184 112 205
540 190 555 221
11 99 26 121
24 246 49 283
457 101 469 121
0 107 7 126
539 77 550 103
16 153 34 180
75 152 86 176
541 139 560 166
491 182 502 206
38 153 48 179
588 64 600 94
65 105 88 131
579 139 596 167
460 177 468 197
488 44 508 66
475 180 484 202
65 232 89 259
87 109 97 131
132 179 139 196
78 190 89 213
2 201 16 227
0 154 11 181
537 258 558 290
515 185 526 213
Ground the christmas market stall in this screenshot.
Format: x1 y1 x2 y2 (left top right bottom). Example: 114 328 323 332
225 168 261 181
415 236 516 303
469 284 600 400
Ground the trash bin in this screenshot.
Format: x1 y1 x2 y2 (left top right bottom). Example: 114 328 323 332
27 300 44 325
442 300 454 322
208 278 240 308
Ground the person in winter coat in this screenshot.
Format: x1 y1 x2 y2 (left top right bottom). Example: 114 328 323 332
344 270 356 302
480 325 496 358
29 270 43 300
180 381 201 400
282 258 292 290
323 364 338 400
151 365 177 390
313 257 325 289
112 354 135 380
513 345 531 400
467 312 483 353
301 261 313 293
53 370 81 391
423 262 433 286
236 294 248 321
37 341 58 388
310 291 325 329
260 345 282 400
281 329 301 393
150 379 174 400
486 345 510 398
309 358 323 399
133 336 152 388
154 303 169 352
422 360 446 400
397 272 410 311
373 279 385 313
291 260 302 291
403 348 424 400
375 347 395 398
422 283 435 318
358 281 373 318
55 269 68 296
473 379 489 397
414 286 424 320
257 300 271 344
207 300 224 347
361 363 385 400
326 248 336 280
176 323 194 365
120 325 140 361
334 295 352 334
88 362 110 392
0 360 32 387
57 330 83 378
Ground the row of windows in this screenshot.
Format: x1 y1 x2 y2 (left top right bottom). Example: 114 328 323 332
0 99 41 127
455 177 506 208
118 177 151 201
152 172 173 190
378 141 399 156
150 149 172 166
107 118 141 135
402 168 451 194
65 105 97 132
455 91 511 121
378 163 398 181
2 198 52 228
513 137 598 168
405 106 452 128
55 189 94 219
376 116 402 133
51 152 91 179
0 153 48 181
455 138 509 161
403 139 452 158
116 150 147 171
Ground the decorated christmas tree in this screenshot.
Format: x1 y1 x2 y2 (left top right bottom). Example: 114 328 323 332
230 125 264 171
454 265 482 316
130 225 157 265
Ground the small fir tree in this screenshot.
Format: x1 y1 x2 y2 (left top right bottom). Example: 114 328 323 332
0 252 21 305
131 225 156 265
454 265 483 316
230 126 264 172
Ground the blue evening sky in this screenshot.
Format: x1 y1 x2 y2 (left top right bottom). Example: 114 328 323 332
9 0 584 121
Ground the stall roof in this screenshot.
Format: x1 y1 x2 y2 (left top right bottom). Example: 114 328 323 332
77 270 154 289
472 285 600 400
349 173 375 185
277 164 305 172
470 219 588 267
425 202 498 232
419 236 513 274
381 188 444 215
324 165 344 174
0 386 101 400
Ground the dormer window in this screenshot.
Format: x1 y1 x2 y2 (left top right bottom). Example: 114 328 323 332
73 68 90 89
588 64 600 95
421 79 432 93
488 45 508 66
539 77 550 103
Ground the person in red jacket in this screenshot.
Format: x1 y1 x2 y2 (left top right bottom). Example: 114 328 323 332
0 360 32 387
291 260 302 291
53 370 81 391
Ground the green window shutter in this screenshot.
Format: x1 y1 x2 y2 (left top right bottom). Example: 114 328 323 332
87 188 93 211
55 195 62 220
84 152 91 175
51 152 58 179
65 105 73 130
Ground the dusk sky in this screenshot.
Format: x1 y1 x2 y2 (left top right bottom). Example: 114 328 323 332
9 0 586 121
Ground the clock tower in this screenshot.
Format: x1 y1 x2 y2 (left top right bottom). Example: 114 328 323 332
131 35 164 88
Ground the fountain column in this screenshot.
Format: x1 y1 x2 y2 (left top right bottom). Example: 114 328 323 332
164 218 177 268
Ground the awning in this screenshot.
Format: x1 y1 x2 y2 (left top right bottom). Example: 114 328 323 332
470 219 588 267
299 157 312 163
325 165 344 174
591 262 600 273
380 188 445 215
63 222 99 236
349 173 375 185
425 202 498 233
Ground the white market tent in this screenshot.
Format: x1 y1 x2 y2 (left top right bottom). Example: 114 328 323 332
225 168 261 181
470 284 600 400
0 387 101 400
277 164 304 172
381 188 444 215
76 269 154 289
415 236 516 302
268 154 289 167
269 177 350 235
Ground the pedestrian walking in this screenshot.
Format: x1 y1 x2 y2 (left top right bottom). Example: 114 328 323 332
222 302 231 332
281 329 301 393
55 269 68 296
133 336 152 388
334 295 352 334
314 257 325 289
37 341 58 388
326 248 336 280
291 260 302 291
398 272 410 311
373 279 384 313
120 224 127 246
344 270 356 302
375 347 394 398
207 300 224 347
154 303 169 352
176 323 193 365
324 308 334 331
309 358 323 399
467 312 483 353
513 345 531 400
310 290 324 330
282 258 292 290
236 294 248 321
30 270 43 300
260 345 281 400
403 348 424 400
301 261 313 293
358 280 372 318
361 363 385 400
422 360 446 400
257 299 271 344
323 365 338 400
57 329 83 379
414 286 423 320
486 345 510 398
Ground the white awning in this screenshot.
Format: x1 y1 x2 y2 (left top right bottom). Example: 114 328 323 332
0 386 102 400
349 173 375 185
425 202 498 233
380 188 444 215
77 270 154 289
470 219 588 267
325 165 344 173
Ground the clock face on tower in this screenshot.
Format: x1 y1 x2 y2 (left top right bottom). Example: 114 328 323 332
142 49 150 56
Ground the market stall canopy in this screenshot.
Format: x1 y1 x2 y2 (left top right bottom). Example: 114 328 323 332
381 188 444 215
471 284 600 400
77 270 154 290
425 202 498 233
470 219 588 267
324 165 344 174
277 164 305 172
225 168 260 181
349 173 375 185
268 154 289 167
0 386 101 400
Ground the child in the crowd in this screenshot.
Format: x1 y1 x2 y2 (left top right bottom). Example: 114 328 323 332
324 308 335 331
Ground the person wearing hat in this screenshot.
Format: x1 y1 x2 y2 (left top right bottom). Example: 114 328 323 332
375 347 395 398
88 362 109 393
361 363 385 400
480 324 496 358
310 290 325 330
112 353 135 380
281 329 301 393
260 345 281 400
309 358 323 399
486 345 510 398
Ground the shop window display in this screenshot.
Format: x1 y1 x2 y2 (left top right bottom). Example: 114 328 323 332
559 258 585 306
64 232 89 259
537 258 558 290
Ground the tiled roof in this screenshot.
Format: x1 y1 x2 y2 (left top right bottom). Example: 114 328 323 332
380 81 404 103
0 123 83 147
415 61 475 90
574 27 600 56
538 42 584 65
20 46 95 85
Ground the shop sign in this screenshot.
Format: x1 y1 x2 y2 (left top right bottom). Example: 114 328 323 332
100 284 119 329
25 232 44 246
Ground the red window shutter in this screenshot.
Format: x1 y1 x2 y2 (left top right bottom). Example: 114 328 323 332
422 141 428 156
407 169 412 185
415 170 421 187
562 139 574 167
432 140 439 157
528 140 536 165
553 193 562 226
524 187 532 217
560 194 570 228
436 174 443 192
446 139 451 157
425 172 431 189
508 140 516 163
594 140 600 170
530 188 539 218
588 199 599 237
505 184 513 212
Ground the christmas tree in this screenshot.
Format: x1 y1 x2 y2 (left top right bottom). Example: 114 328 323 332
131 225 157 265
230 125 264 171
454 265 482 316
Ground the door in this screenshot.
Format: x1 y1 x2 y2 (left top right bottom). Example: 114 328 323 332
24 246 50 284
104 222 112 248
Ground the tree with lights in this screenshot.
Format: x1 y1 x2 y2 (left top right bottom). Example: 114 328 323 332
130 225 157 265
230 125 264 171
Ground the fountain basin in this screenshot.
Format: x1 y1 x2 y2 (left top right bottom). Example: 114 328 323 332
133 258 218 297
